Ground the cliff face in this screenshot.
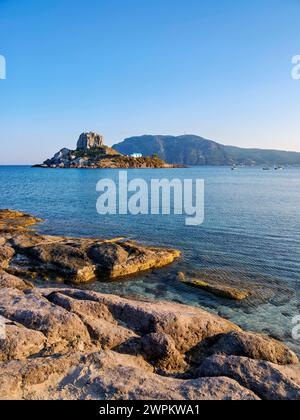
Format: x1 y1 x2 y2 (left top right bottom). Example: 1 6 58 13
34 132 174 169
76 132 104 150
113 135 300 166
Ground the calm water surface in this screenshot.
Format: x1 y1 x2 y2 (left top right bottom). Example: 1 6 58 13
0 166 299 353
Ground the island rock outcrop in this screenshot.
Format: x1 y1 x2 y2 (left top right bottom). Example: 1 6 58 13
34 132 177 169
76 132 104 150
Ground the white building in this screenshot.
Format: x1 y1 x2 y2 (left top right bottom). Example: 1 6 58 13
130 153 143 158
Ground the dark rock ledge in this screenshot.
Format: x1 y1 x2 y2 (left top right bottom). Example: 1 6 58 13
0 210 299 400
0 209 180 284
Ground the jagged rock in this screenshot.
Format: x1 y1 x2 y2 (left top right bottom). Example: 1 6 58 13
33 132 177 169
0 270 33 291
48 292 137 350
27 242 97 283
197 355 300 400
0 351 259 400
209 331 298 365
76 132 104 150
88 241 181 279
46 289 240 353
53 148 71 159
0 210 29 219
21 240 180 283
141 333 187 372
0 318 46 361
1 211 180 284
0 279 297 400
0 245 15 268
0 288 91 354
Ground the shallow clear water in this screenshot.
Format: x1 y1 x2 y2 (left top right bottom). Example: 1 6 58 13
0 165 299 353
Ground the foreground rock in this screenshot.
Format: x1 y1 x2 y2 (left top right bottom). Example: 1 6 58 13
0 318 46 362
0 352 259 400
0 283 298 400
0 270 33 291
198 355 300 400
208 331 298 365
0 209 180 284
0 288 91 354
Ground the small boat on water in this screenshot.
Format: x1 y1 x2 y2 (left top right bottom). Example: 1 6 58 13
262 166 270 171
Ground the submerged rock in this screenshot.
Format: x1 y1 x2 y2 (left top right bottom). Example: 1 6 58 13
181 277 250 300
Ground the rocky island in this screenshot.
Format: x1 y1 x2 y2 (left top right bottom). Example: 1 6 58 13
0 209 299 400
34 132 179 169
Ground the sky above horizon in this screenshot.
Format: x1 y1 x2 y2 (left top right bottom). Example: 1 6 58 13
0 0 300 164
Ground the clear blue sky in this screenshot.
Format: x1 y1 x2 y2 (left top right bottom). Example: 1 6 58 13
0 0 299 164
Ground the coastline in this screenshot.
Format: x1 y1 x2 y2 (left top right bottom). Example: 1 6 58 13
0 209 300 400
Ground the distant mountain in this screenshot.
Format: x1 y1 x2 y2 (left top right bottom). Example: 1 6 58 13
113 135 300 166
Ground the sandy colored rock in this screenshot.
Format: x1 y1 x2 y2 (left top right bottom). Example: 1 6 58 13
210 331 298 365
0 245 15 268
0 288 91 354
198 355 300 400
0 351 259 400
0 210 180 284
0 270 33 291
141 333 188 373
0 209 42 231
49 292 137 350
0 318 46 361
28 242 97 283
51 289 240 353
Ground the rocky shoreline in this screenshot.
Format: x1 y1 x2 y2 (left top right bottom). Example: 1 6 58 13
0 210 300 400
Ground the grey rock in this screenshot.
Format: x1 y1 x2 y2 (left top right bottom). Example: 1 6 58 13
210 331 298 365
0 351 259 400
48 292 137 350
141 333 187 372
76 132 104 150
198 355 300 400
48 288 240 353
0 288 91 354
0 317 46 361
0 270 33 291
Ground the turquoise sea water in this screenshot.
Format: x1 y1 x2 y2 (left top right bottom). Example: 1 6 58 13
0 165 299 353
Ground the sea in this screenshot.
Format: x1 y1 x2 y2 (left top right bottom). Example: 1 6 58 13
0 165 299 354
